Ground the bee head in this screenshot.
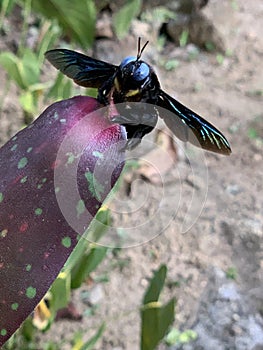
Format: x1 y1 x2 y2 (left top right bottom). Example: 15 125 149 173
115 38 152 98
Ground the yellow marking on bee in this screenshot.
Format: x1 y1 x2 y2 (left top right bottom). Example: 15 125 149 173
114 77 120 92
126 89 140 97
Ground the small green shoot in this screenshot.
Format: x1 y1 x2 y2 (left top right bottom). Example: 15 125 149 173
247 127 258 140
156 35 166 52
188 47 200 61
226 267 238 280
166 278 181 289
247 89 263 97
165 328 197 346
193 83 202 93
216 54 224 65
179 30 189 47
231 0 239 11
205 41 215 52
141 6 177 24
164 59 179 71
225 48 233 57
77 323 105 350
247 116 263 148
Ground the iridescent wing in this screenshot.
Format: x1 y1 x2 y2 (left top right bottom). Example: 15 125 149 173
158 90 231 155
45 49 117 88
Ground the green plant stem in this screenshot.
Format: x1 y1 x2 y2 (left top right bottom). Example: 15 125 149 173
18 0 32 55
0 0 10 30
0 78 11 117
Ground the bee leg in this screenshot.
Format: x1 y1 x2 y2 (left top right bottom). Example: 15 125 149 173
111 106 159 150
112 109 158 128
124 138 142 151
111 114 141 125
97 78 115 105
123 124 155 150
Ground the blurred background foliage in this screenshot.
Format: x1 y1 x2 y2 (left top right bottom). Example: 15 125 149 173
0 0 143 123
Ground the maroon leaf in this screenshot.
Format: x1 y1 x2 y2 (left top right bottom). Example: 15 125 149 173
0 96 126 346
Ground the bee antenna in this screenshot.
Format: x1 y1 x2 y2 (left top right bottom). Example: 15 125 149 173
137 37 149 60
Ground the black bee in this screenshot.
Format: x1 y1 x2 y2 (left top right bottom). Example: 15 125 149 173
45 38 231 155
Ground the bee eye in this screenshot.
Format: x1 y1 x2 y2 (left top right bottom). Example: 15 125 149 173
133 62 150 81
120 56 136 68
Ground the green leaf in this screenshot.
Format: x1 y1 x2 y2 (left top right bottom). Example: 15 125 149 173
49 271 71 312
0 49 41 91
31 0 96 49
113 0 142 39
47 72 64 99
37 21 62 64
27 81 53 92
63 236 88 273
20 49 40 87
84 87 98 98
47 72 73 101
0 0 16 17
141 299 175 350
20 317 36 342
143 265 167 304
86 207 112 242
80 323 105 350
0 52 24 89
64 207 110 274
19 91 37 114
70 246 108 289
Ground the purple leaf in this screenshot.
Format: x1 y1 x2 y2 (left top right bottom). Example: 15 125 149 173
0 96 126 346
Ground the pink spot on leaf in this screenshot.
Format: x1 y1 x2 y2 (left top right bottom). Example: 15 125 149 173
19 222 28 233
12 175 24 185
51 159 61 169
34 143 48 154
44 252 50 259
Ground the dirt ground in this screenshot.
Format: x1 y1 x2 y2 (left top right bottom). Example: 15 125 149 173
0 1 262 349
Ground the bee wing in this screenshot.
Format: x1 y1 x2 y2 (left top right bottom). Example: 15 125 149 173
157 90 231 155
45 49 117 88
